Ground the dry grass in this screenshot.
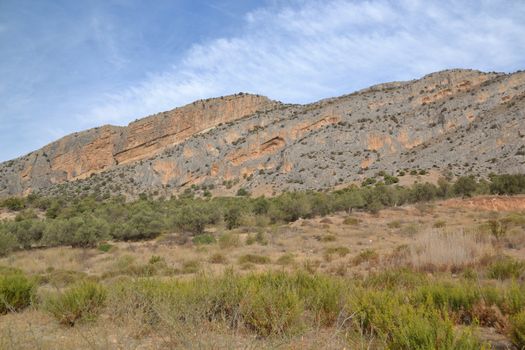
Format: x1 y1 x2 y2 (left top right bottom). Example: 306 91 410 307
406 229 494 272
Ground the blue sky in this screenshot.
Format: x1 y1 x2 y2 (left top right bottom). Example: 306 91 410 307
1 0 524 162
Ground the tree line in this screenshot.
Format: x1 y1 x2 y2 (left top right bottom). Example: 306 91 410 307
0 173 524 255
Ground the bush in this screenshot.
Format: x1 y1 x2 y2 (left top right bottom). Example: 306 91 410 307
510 310 525 349
352 249 379 265
325 246 350 257
489 174 525 195
2 197 25 211
0 230 17 256
487 257 525 280
351 290 481 349
0 272 35 314
44 281 106 326
238 254 271 265
236 188 250 197
276 254 295 265
218 233 240 249
209 253 228 264
192 234 216 245
240 279 303 336
453 176 478 198
98 243 114 252
224 206 242 230
343 216 360 225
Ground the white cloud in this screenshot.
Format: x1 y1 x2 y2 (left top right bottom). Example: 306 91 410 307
78 0 525 126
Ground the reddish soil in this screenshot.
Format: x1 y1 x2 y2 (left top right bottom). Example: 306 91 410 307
442 195 525 211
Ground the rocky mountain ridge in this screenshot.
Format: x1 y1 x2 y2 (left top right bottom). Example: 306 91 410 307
1 69 524 197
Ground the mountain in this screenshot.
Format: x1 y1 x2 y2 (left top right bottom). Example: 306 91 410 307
1 69 524 198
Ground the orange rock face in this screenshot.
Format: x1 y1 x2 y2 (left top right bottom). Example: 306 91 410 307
14 94 277 187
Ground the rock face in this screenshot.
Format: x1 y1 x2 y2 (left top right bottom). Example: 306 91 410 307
0 94 277 195
1 69 524 197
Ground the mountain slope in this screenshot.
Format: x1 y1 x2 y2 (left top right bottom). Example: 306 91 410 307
1 69 524 197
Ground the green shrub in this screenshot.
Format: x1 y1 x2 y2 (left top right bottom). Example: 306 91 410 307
350 290 481 349
236 188 250 197
0 230 17 257
98 243 114 252
489 174 525 195
487 257 525 280
224 206 241 230
148 255 165 265
453 176 478 198
0 272 35 314
238 254 271 265
413 282 480 314
240 282 303 336
44 281 106 326
2 197 25 211
510 310 525 348
192 233 216 245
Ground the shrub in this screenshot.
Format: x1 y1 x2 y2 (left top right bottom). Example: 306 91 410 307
487 256 525 280
276 254 295 265
224 206 241 230
489 174 525 195
192 234 216 245
320 234 337 242
325 246 350 257
238 254 271 265
181 260 200 274
352 249 379 265
218 233 240 249
44 281 106 326
487 219 508 241
0 272 35 314
236 188 250 197
387 220 403 229
0 230 17 257
343 216 360 225
350 290 481 349
98 243 114 253
209 253 228 264
433 220 447 228
2 197 25 211
453 176 478 198
510 310 525 348
240 282 303 336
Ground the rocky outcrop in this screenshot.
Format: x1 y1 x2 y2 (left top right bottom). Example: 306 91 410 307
1 69 524 197
0 94 277 195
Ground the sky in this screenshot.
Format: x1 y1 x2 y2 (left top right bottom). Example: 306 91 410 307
1 0 524 162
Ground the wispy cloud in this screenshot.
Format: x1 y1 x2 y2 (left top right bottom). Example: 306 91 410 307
78 0 525 126
1 0 525 161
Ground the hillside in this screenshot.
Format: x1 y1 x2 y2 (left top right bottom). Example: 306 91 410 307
1 69 524 197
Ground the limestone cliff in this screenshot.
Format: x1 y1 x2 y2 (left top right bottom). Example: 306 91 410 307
1 69 524 197
0 94 277 195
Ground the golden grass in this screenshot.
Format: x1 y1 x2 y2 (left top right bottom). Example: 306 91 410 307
406 229 494 272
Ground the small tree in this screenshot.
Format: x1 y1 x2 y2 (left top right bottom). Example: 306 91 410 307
453 176 478 198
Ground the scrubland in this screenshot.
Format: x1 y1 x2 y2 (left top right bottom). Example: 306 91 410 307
0 175 524 349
